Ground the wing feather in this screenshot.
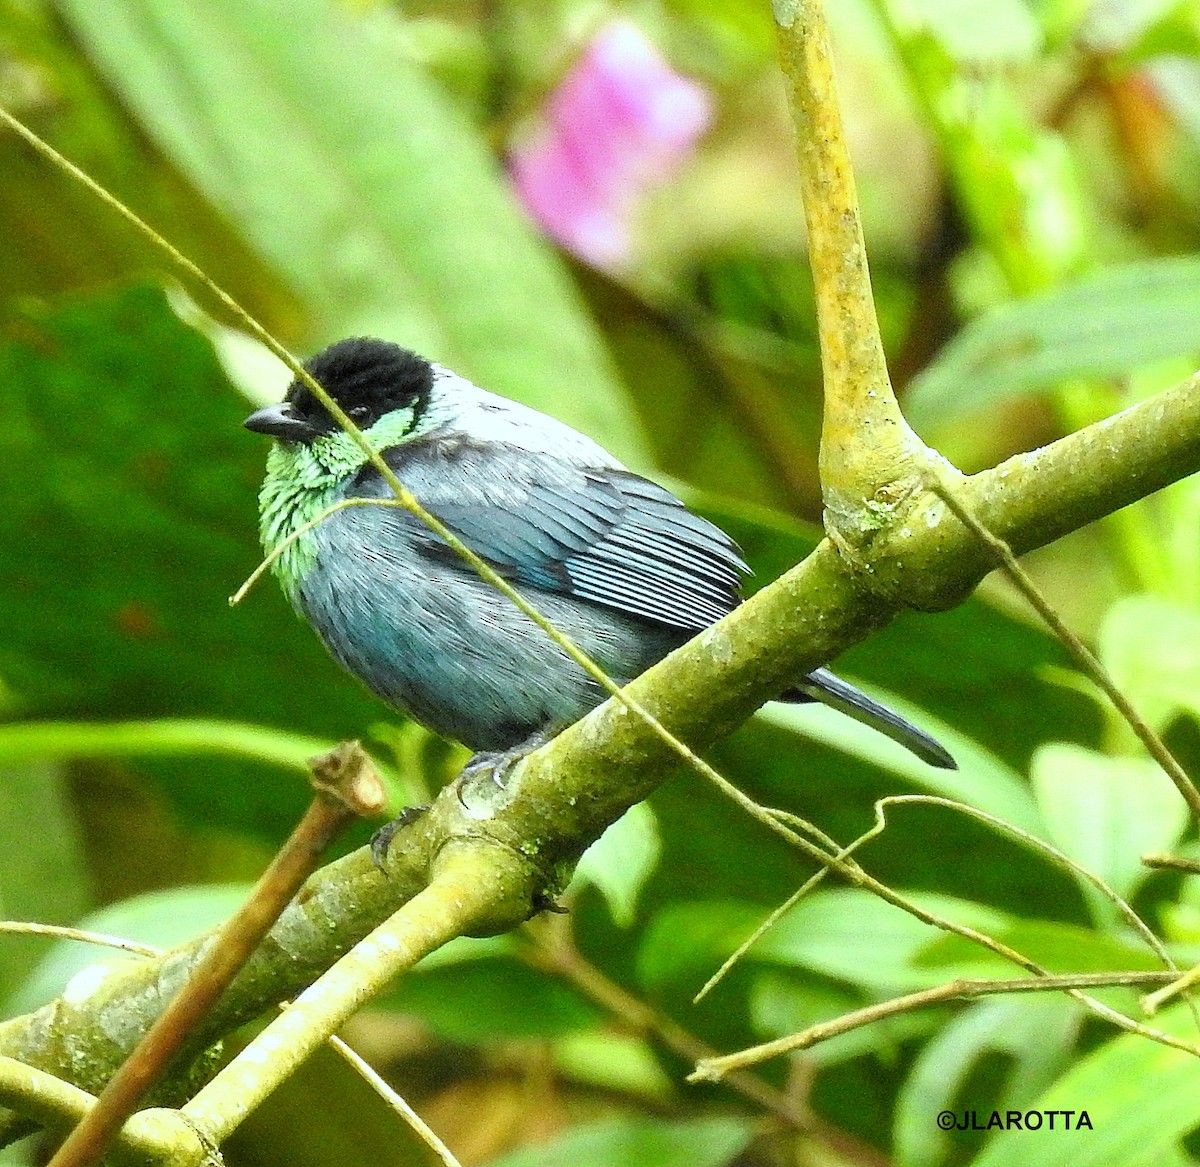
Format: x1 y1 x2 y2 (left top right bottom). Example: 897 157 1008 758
364 440 746 631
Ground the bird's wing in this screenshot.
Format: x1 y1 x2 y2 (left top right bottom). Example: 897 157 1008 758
357 438 748 632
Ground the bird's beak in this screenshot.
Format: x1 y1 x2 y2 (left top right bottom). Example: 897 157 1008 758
244 403 317 443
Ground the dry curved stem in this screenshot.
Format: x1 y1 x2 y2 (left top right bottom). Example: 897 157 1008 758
324 1036 461 1167
1143 854 1200 874
693 817 863 1004
867 797 1176 971
690 790 1198 1081
0 923 158 959
690 971 1183 1083
927 474 1200 822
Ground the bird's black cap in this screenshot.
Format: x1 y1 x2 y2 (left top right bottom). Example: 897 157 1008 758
245 338 433 443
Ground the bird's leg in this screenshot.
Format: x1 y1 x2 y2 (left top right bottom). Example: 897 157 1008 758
373 729 559 867
457 727 558 791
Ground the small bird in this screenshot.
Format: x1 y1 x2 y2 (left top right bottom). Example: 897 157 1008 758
245 337 954 782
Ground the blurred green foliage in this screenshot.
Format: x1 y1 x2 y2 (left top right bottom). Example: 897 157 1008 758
3 1 1200 1166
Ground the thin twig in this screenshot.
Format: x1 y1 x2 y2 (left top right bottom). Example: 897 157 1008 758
0 923 158 959
682 786 1200 1061
694 789 1181 1031
928 474 1200 822
690 971 1182 1082
693 826 863 1004
1143 853 1200 874
1144 965 1200 1015
326 1036 462 1167
229 497 403 605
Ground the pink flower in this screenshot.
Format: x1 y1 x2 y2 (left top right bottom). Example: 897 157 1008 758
510 20 713 269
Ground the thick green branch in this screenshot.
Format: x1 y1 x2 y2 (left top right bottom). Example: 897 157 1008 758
773 0 929 519
872 373 1200 609
0 1057 202 1167
975 372 1200 556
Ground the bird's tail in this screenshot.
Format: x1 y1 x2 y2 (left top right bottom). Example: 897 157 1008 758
786 667 956 769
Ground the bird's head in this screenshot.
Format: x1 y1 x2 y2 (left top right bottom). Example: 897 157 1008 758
245 337 436 484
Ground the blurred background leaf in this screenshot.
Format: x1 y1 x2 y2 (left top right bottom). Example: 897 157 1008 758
53 0 645 461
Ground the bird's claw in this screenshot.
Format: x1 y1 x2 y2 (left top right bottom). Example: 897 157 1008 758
370 804 429 869
455 746 533 804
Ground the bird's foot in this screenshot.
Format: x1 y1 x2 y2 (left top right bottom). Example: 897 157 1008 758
454 729 556 807
370 804 429 869
458 749 521 788
459 728 557 790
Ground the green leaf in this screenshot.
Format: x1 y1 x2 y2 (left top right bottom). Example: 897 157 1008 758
573 803 662 928
552 1031 675 1101
751 889 1012 994
878 0 1088 297
0 762 91 1004
1030 743 1188 921
1082 0 1184 53
759 688 1040 833
636 901 764 995
381 956 598 1042
919 918 1171 975
1099 594 1200 734
0 719 333 774
1150 56 1200 144
54 0 644 462
968 1005 1200 1167
895 996 1079 1167
887 0 1042 63
483 1116 755 1167
4 883 249 1017
750 971 933 1066
908 258 1200 426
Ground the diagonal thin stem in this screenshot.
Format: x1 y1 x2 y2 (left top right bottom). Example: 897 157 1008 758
929 474 1200 822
